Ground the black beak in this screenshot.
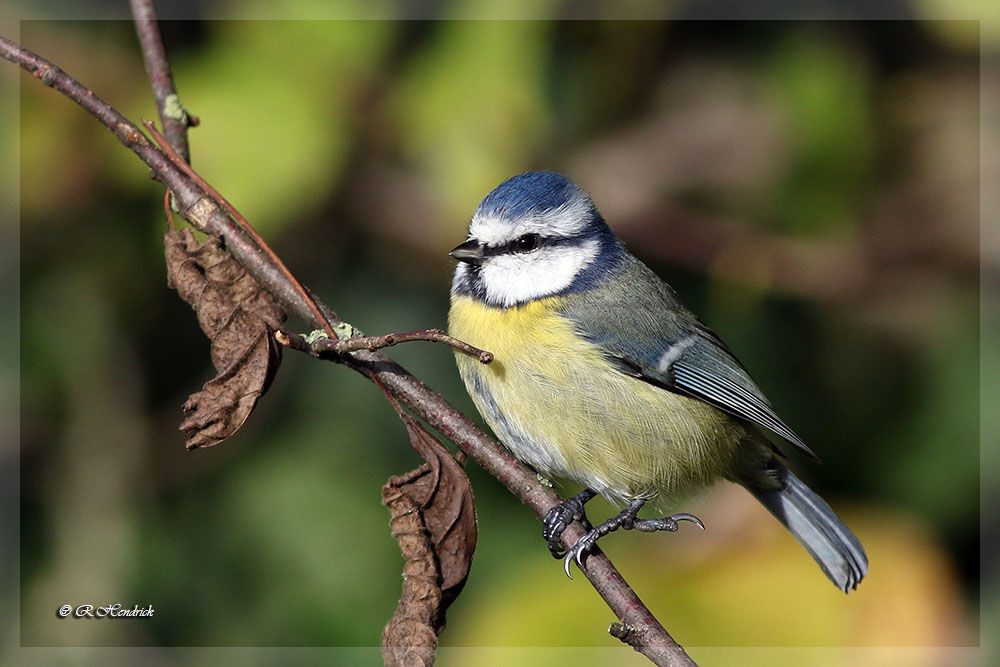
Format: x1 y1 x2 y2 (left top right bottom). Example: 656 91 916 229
449 239 484 265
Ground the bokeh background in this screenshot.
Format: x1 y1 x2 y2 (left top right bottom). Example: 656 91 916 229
5 4 996 666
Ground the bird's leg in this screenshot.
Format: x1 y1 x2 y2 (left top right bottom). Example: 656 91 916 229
562 499 704 578
542 488 598 558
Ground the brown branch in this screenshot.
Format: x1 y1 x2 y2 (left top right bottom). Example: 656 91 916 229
130 0 195 162
276 328 493 365
142 119 338 341
2 34 697 666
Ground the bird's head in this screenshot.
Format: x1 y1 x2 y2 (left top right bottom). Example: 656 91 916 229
451 171 623 308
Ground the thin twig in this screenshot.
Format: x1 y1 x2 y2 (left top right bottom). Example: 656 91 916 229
276 328 493 364
143 119 338 341
130 0 195 162
2 34 696 666
163 189 175 231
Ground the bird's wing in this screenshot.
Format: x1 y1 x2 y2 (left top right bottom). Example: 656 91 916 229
559 256 819 461
625 323 818 461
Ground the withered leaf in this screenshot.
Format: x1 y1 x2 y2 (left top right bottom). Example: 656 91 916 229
381 414 477 665
164 227 286 450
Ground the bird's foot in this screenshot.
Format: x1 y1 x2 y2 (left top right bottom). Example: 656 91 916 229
562 500 704 578
627 512 704 534
542 488 597 558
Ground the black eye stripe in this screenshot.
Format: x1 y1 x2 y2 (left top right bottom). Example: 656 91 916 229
482 234 582 257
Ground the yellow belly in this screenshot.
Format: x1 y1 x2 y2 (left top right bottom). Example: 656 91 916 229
448 294 745 503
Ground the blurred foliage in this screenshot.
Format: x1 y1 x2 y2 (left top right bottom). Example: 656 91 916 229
8 7 993 666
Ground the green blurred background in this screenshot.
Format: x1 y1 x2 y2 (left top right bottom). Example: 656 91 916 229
5 5 995 666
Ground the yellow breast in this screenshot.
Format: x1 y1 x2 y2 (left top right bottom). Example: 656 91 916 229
448 294 744 503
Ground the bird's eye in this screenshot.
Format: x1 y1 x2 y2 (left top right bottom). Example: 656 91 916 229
514 233 541 252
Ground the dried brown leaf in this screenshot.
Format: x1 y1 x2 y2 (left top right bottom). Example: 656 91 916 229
164 227 286 449
400 415 477 599
381 415 477 665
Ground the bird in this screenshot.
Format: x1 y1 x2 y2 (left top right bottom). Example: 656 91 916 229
447 170 868 593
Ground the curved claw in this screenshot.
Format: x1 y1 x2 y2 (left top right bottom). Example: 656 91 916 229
672 512 705 530
563 532 598 578
563 541 583 578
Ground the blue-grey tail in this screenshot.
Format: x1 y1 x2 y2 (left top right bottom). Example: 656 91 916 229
747 466 868 593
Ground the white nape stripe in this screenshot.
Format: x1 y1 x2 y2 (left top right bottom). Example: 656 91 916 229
480 238 600 307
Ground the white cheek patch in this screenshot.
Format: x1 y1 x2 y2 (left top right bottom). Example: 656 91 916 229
481 239 599 307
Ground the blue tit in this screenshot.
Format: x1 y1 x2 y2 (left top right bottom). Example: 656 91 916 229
448 170 868 593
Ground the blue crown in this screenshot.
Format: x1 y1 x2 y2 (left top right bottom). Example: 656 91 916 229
475 171 588 221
